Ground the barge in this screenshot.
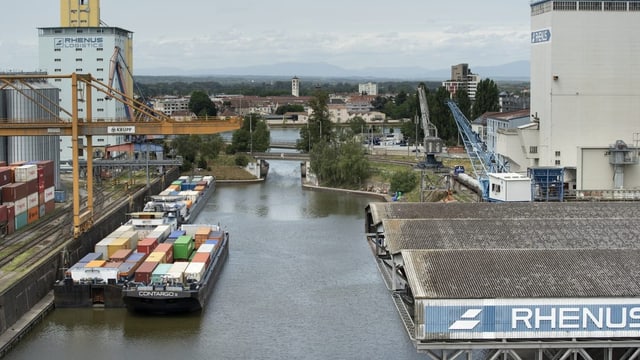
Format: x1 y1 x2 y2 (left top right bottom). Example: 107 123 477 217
53 174 226 312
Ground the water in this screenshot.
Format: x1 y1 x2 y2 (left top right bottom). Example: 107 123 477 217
5 160 425 360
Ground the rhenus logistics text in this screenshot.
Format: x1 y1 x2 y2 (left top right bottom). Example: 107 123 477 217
425 304 640 337
54 37 104 49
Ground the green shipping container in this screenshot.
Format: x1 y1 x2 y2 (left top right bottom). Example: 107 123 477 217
174 235 194 260
15 212 28 230
151 263 173 284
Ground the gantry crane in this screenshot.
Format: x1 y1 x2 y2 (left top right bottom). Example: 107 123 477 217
416 85 443 155
0 73 241 237
446 100 508 200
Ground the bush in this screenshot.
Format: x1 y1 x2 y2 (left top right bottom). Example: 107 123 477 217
390 169 417 194
235 154 249 167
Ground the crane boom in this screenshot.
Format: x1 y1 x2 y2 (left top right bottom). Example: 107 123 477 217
108 46 134 121
417 85 438 145
446 100 509 200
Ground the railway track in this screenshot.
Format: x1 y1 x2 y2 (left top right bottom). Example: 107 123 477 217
0 184 141 275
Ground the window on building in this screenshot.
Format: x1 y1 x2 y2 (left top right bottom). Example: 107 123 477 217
54 48 61 52
579 2 602 11
54 29 62 34
97 48 103 51
97 58 104 62
54 58 61 62
553 1 577 11
529 146 538 154
54 69 62 72
76 29 84 33
492 184 501 193
97 108 104 112
76 48 83 51
555 160 561 166
96 68 103 72
631 2 640 11
555 151 561 157
604 1 627 11
76 68 83 72
54 79 62 82
76 58 83 62
97 98 104 102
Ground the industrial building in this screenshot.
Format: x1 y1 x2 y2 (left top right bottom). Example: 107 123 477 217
366 201 640 359
497 0 640 196
38 0 134 161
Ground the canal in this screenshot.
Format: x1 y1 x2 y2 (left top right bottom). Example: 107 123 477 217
4 159 426 359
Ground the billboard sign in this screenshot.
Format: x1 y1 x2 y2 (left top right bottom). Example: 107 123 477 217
54 37 104 49
422 299 640 340
108 126 136 134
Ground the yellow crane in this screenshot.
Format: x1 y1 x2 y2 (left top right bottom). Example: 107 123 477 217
0 73 241 237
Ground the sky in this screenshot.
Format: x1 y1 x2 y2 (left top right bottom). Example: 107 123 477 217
0 0 533 75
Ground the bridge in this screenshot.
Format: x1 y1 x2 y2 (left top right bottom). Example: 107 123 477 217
251 152 309 160
269 141 298 149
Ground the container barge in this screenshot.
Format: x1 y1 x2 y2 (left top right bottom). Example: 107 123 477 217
142 174 215 224
53 174 227 313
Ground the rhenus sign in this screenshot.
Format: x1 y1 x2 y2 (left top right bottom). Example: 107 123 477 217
422 299 640 340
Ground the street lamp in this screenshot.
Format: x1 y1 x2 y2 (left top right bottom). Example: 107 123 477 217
249 113 253 155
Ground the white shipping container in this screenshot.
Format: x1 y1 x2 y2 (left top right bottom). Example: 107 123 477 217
44 186 55 202
196 243 215 255
6 198 28 214
14 164 38 182
181 224 220 237
147 224 172 242
94 237 118 259
178 190 199 203
110 224 134 237
202 175 214 186
69 267 119 282
120 230 140 249
184 262 206 282
166 262 189 283
27 192 38 209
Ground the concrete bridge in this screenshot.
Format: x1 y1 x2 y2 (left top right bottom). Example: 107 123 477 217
252 152 309 161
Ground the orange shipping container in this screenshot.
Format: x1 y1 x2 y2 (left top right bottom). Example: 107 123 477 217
86 260 106 268
110 249 133 262
27 207 39 224
191 252 211 268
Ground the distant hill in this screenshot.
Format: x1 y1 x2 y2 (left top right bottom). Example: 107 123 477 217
138 60 530 81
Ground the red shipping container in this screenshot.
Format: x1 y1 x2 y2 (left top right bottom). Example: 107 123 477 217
191 252 211 268
0 167 12 186
2 183 27 203
104 261 123 269
0 161 6 167
6 217 14 235
137 238 158 255
0 204 7 223
6 204 14 219
110 249 133 262
45 200 55 214
155 243 174 263
134 261 159 284
26 179 38 195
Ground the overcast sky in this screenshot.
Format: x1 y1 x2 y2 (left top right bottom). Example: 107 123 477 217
0 0 532 74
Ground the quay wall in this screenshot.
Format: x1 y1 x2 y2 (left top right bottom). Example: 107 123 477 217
0 168 179 338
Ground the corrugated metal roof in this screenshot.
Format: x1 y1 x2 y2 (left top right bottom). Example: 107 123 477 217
383 217 640 254
370 202 640 300
404 249 640 299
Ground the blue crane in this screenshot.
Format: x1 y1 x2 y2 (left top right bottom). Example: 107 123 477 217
446 100 509 199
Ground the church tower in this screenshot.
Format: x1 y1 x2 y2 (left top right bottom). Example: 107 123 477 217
291 76 300 97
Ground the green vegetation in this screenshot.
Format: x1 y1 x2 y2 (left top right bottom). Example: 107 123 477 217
227 114 270 154
188 90 217 116
390 169 418 194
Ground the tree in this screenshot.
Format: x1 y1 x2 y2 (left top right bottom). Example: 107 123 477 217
471 78 500 120
297 91 332 152
390 169 418 194
309 139 369 189
347 116 367 137
454 89 472 121
188 90 217 116
275 104 305 115
228 113 270 153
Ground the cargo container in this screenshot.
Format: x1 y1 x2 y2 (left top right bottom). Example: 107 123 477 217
27 206 39 224
184 262 206 282
3 183 27 203
44 186 55 203
26 179 38 195
168 229 186 240
78 252 103 263
151 263 173 284
27 192 38 209
110 249 133 262
14 164 38 182
0 204 7 224
174 235 194 260
107 237 130 258
86 260 107 268
0 167 12 186
146 252 166 264
191 252 211 268
126 252 146 264
15 211 28 230
104 261 123 269
196 243 216 255
54 190 66 203
137 238 158 255
155 243 174 263
134 261 159 283
166 262 189 284
94 237 116 259
118 262 139 281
